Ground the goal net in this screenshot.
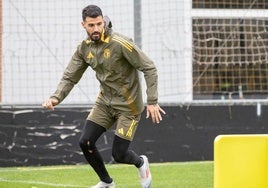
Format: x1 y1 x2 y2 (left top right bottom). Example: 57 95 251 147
192 0 268 103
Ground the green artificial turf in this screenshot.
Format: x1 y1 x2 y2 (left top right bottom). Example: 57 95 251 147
0 161 213 188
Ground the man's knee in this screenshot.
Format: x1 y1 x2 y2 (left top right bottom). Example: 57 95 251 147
112 149 125 163
79 120 104 152
79 138 88 148
79 139 94 153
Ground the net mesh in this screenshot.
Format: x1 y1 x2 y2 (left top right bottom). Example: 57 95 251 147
192 0 268 9
192 18 268 100
3 0 184 105
3 0 135 105
3 0 268 106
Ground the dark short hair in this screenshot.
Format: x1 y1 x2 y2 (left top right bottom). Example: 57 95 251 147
82 5 103 21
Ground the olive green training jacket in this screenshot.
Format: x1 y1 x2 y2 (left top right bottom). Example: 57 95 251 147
51 28 158 115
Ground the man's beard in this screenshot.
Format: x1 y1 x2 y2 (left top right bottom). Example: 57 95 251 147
89 32 101 41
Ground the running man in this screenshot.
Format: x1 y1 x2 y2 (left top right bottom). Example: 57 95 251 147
42 5 165 188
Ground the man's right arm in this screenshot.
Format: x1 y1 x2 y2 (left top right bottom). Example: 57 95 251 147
42 44 88 110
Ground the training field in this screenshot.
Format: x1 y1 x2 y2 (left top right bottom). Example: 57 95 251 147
0 161 213 188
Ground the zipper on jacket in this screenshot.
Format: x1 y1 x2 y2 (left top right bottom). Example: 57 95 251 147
95 42 113 105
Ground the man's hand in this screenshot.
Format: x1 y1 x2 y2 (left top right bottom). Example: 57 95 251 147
146 104 166 124
42 98 59 111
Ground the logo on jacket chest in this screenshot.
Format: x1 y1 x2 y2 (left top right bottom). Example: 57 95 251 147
86 48 111 60
103 48 111 59
87 52 94 59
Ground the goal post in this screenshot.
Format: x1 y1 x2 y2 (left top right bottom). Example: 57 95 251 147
0 0 2 103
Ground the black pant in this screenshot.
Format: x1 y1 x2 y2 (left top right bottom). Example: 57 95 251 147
79 120 142 183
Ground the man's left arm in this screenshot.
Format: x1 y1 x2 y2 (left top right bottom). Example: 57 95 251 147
122 43 166 123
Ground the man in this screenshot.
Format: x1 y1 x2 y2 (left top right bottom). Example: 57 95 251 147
42 5 165 188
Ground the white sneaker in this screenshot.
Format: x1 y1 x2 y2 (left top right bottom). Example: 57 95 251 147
91 180 115 188
138 155 152 188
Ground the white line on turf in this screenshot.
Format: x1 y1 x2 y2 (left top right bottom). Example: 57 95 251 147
0 178 87 188
0 165 87 172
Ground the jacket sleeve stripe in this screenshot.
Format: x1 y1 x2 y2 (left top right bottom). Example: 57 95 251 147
112 36 133 52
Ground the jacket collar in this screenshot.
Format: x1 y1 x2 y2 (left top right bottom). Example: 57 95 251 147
85 29 111 44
